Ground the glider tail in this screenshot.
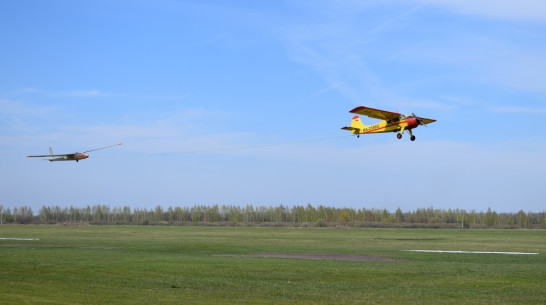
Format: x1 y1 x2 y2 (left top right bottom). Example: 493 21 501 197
341 115 365 135
49 147 54 161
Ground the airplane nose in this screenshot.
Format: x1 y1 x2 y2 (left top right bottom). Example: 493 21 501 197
406 117 419 129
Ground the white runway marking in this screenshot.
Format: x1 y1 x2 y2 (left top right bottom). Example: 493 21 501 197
404 250 538 255
0 238 39 241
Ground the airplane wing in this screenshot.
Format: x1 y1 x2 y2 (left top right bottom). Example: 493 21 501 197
349 106 401 121
27 154 74 158
419 118 436 124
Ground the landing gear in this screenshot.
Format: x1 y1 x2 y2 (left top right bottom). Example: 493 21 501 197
398 129 416 141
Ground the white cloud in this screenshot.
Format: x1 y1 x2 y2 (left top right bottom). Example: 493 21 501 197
22 88 117 98
491 53 546 93
0 102 246 155
54 89 108 98
423 0 546 22
0 100 59 130
0 100 57 118
494 106 546 115
384 29 546 95
275 1 546 112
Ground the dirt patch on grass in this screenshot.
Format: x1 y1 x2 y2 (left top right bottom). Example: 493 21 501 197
0 244 59 248
79 246 122 250
0 244 121 250
215 252 399 261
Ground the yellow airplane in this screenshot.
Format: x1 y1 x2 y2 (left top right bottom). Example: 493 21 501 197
341 106 436 141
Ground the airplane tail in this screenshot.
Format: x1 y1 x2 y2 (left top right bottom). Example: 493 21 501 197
49 147 53 161
341 115 366 134
350 115 365 129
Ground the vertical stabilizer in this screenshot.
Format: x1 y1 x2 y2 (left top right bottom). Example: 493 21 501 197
49 147 53 161
341 115 367 135
350 115 365 130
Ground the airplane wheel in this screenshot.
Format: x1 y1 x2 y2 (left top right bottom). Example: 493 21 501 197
397 133 402 139
410 135 416 141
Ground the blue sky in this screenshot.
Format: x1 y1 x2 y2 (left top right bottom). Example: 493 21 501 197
1 0 545 213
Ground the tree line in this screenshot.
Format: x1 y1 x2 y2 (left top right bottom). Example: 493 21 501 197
1 204 545 228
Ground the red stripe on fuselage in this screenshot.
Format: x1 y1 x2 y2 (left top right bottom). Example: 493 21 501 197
361 120 410 134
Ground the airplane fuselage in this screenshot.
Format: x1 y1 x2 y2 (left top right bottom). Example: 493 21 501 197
359 116 419 134
49 153 89 162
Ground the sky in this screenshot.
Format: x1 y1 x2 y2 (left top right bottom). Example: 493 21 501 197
1 0 545 213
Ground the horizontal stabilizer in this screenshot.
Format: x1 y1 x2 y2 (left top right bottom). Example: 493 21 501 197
341 126 359 131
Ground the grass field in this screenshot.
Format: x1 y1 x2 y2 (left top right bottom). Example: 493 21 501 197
0 225 544 304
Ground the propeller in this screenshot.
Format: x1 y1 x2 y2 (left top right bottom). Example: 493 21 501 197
412 113 427 127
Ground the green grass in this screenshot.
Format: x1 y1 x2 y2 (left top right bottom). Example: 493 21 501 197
0 225 544 304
